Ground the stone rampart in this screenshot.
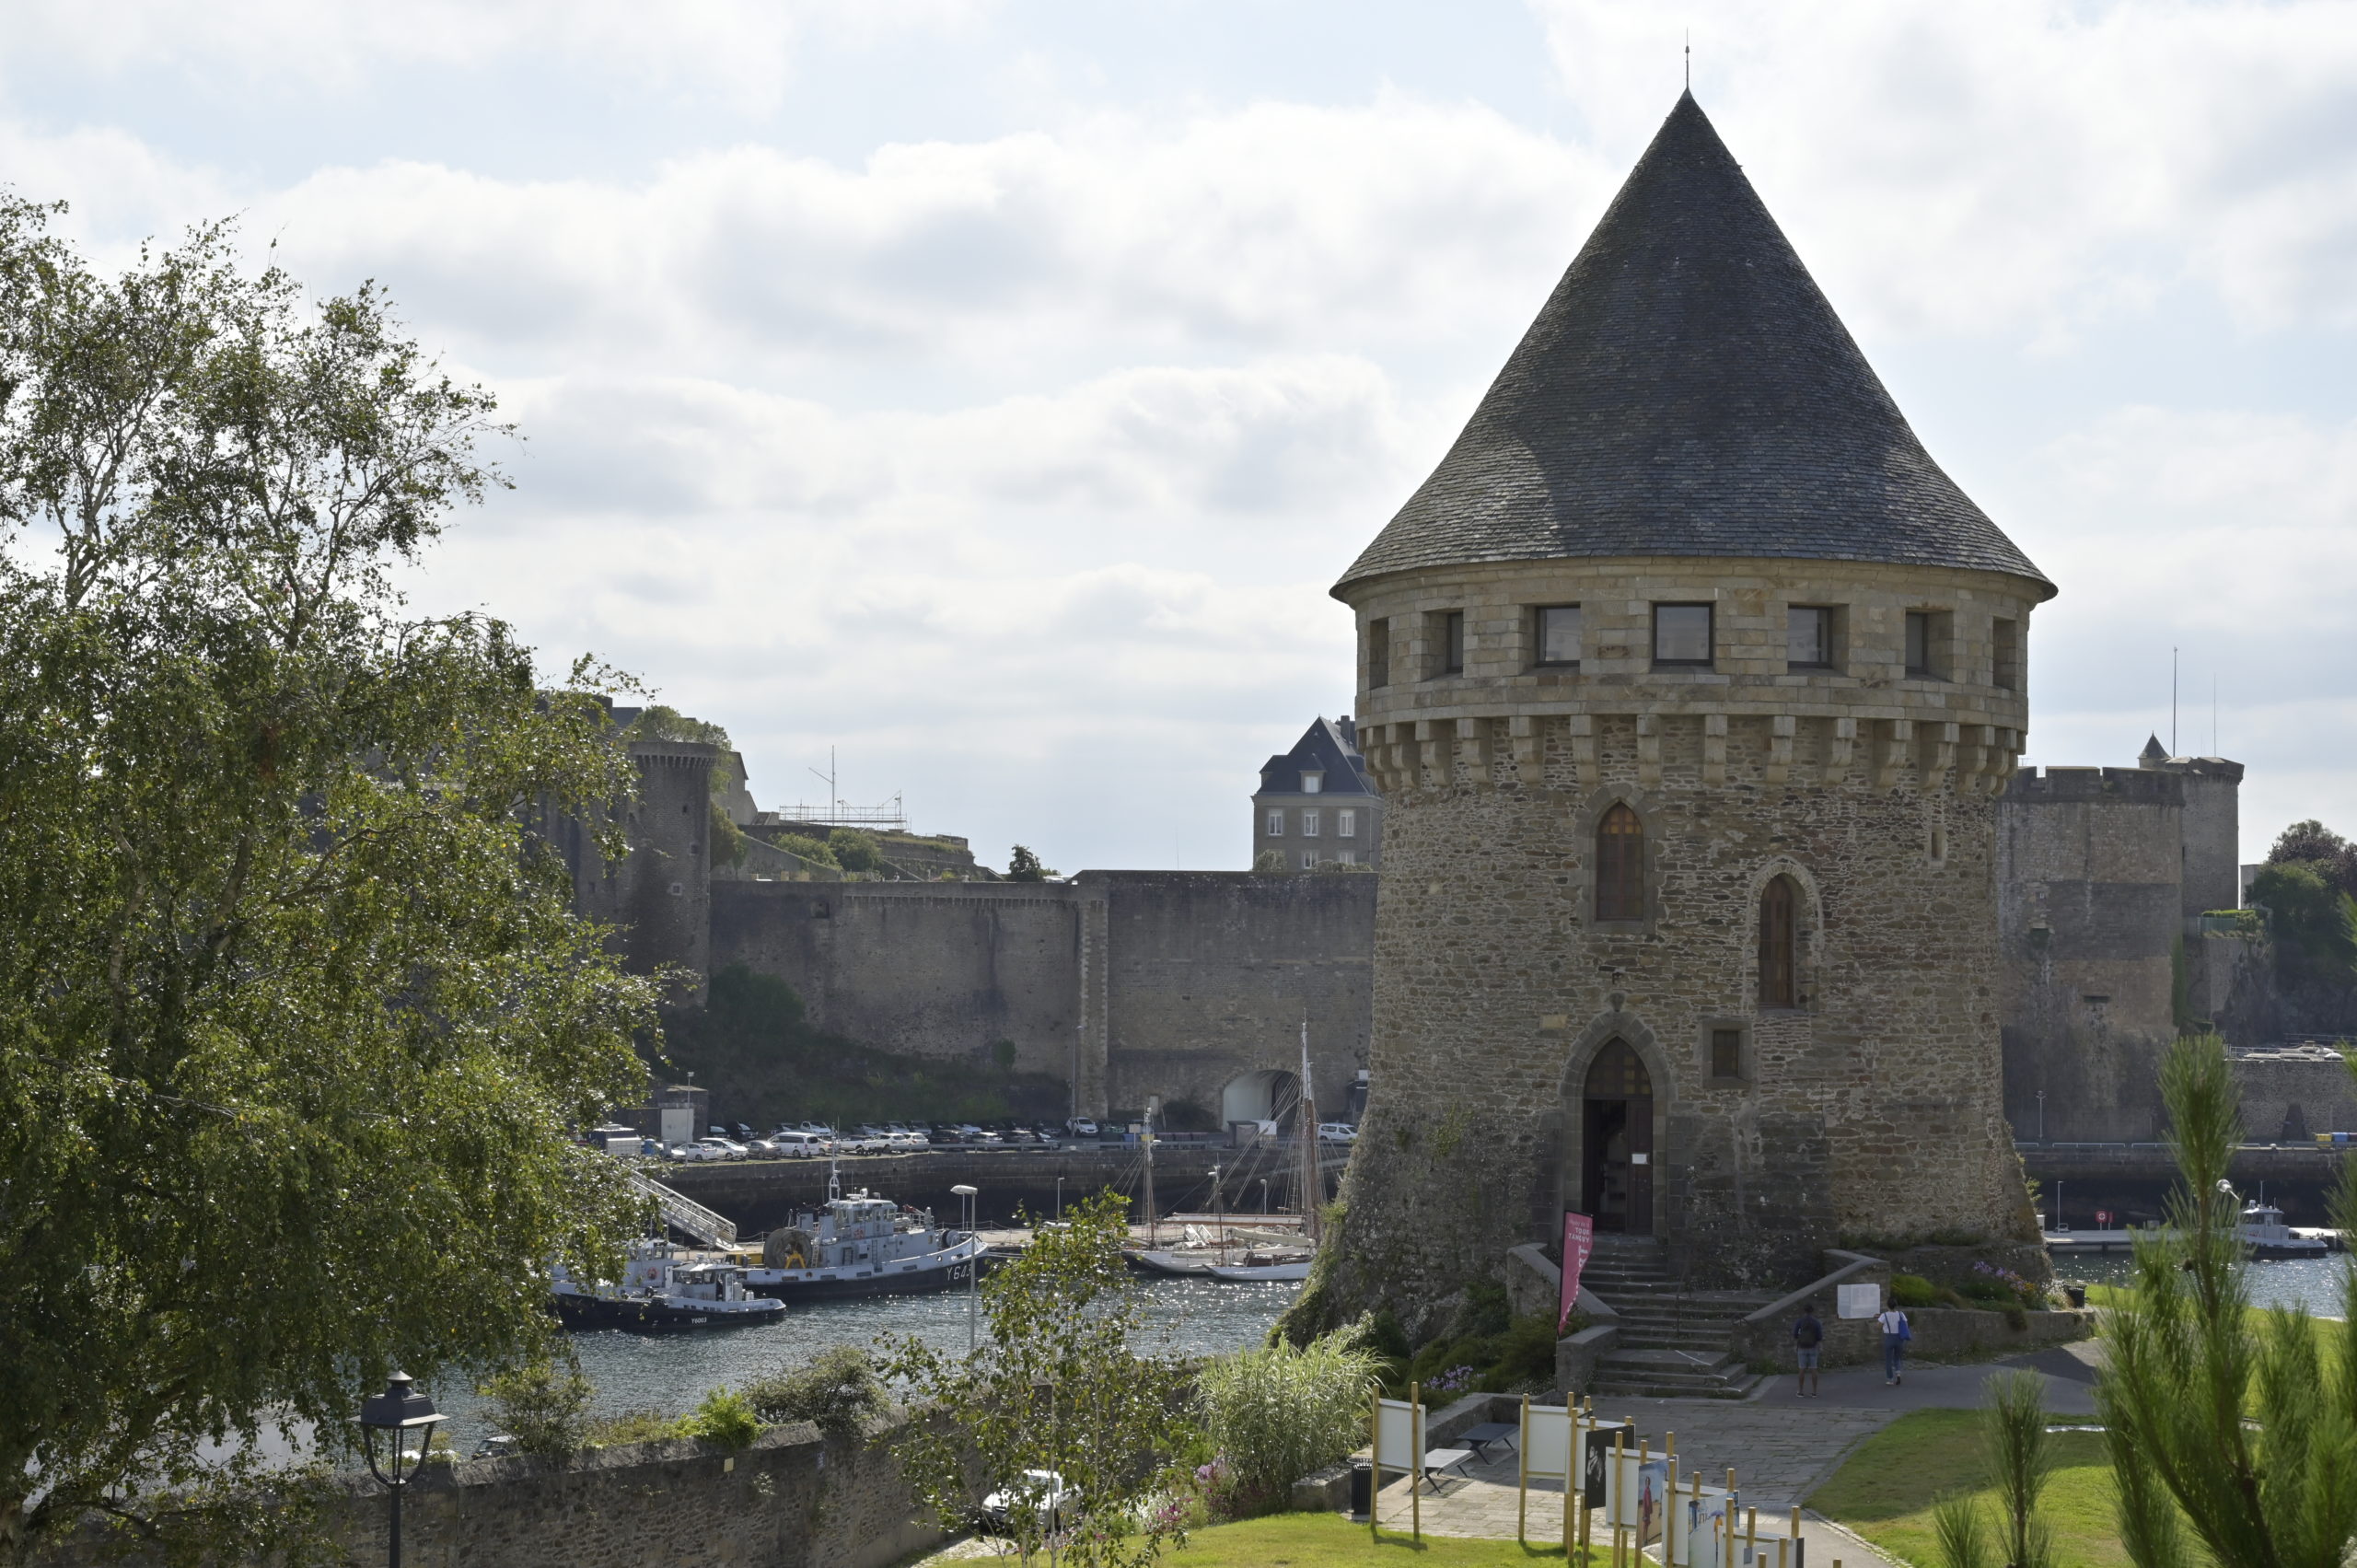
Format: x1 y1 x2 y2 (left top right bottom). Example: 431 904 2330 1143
705 873 1376 1122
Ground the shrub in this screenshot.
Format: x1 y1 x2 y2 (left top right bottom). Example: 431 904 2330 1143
477 1360 592 1460
584 1409 684 1448
776 833 840 869
1891 1273 1940 1309
679 1387 763 1451
1194 1323 1381 1518
828 828 881 873
741 1345 886 1441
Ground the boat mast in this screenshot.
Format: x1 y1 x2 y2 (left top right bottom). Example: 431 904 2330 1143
1143 1096 1158 1249
1299 1017 1321 1245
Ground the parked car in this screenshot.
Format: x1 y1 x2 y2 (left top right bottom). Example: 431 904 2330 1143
768 1131 827 1157
1065 1117 1099 1139
888 1132 931 1151
929 1126 965 1145
980 1470 1078 1535
732 1122 756 1142
1317 1122 1359 1144
694 1137 750 1161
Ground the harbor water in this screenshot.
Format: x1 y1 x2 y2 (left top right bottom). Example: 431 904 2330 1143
431 1277 1298 1451
2057 1252 2349 1316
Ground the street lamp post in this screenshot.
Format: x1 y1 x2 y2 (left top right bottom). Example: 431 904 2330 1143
1055 1176 1064 1220
2036 1089 2046 1143
952 1183 980 1353
1258 1178 1270 1215
357 1373 445 1568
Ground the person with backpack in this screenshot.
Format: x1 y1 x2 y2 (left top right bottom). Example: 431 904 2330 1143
1875 1301 1911 1385
1791 1303 1824 1396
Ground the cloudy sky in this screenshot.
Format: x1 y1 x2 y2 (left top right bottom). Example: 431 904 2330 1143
16 0 2354 871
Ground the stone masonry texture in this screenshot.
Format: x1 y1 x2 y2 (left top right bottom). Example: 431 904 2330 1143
1315 554 2048 1327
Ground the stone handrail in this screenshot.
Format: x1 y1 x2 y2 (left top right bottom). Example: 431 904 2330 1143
1741 1248 1886 1330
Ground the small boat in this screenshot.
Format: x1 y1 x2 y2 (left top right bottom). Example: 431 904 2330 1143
1204 1253 1313 1283
551 1242 786 1330
2242 1203 2333 1260
740 1186 985 1301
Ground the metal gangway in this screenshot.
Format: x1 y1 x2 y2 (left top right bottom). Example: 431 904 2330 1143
626 1168 737 1248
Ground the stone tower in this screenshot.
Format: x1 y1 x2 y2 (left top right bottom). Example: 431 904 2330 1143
1310 92 2055 1321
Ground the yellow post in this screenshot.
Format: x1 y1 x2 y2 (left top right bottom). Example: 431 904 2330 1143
1747 1505 1759 1568
1517 1394 1530 1546
1612 1430 1626 1568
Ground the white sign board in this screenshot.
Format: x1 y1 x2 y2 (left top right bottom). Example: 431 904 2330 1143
1838 1282 1882 1319
1375 1399 1418 1472
1524 1405 1573 1481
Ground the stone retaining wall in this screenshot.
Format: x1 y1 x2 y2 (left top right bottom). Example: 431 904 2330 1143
1729 1306 2088 1373
34 1414 941 1568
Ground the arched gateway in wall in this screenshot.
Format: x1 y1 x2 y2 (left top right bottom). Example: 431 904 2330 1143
1579 1040 1654 1235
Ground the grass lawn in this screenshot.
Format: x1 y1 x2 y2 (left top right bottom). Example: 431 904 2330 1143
1166 1516 1600 1564
1806 1411 2122 1568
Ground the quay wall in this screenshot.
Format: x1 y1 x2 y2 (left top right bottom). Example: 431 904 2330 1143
35 1416 940 1568
656 1145 1346 1231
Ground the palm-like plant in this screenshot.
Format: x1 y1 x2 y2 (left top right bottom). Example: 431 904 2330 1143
2096 1032 2357 1566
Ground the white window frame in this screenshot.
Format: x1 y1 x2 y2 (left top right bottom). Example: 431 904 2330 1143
1301 852 1316 869
1266 810 1284 836
1337 808 1356 838
1337 849 1356 865
1301 772 1323 795
1302 809 1320 837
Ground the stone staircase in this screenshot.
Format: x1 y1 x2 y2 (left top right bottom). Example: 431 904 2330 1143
1582 1235 1779 1400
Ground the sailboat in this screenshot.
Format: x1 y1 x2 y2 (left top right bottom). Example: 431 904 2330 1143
1132 1027 1323 1283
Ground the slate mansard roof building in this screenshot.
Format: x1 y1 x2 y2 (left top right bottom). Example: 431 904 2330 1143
1304 91 2056 1328
1252 716 1385 870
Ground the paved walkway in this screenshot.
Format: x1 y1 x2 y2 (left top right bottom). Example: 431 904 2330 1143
1370 1343 2107 1563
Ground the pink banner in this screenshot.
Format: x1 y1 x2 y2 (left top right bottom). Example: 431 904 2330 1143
1560 1212 1595 1332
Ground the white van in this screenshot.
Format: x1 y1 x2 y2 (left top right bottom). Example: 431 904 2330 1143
767 1131 827 1157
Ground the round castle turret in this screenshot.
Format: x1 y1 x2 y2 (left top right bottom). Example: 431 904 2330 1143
1310 92 2056 1321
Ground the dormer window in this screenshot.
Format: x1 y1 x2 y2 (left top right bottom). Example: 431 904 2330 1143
1301 772 1323 795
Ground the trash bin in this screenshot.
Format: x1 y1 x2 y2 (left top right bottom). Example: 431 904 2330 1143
2064 1284 2087 1309
1349 1460 1372 1519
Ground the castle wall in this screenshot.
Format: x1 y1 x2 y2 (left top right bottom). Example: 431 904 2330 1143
709 881 1083 1081
1323 556 2044 1314
1996 767 2182 1143
563 740 716 1000
1088 872 1374 1122
705 874 1378 1121
2230 1046 2357 1144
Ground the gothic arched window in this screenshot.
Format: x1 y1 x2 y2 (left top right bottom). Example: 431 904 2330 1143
1759 875 1798 1009
1596 804 1644 922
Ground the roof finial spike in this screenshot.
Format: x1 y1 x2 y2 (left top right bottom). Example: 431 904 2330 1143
1685 29 1690 89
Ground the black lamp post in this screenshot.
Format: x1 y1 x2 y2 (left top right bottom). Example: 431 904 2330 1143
357 1373 444 1568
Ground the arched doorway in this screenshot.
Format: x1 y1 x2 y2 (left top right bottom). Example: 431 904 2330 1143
1582 1040 1654 1235
1220 1069 1301 1132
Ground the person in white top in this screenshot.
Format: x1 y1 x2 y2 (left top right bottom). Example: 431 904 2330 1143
1875 1305 1910 1385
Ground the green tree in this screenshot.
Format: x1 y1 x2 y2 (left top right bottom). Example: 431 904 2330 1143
0 208 659 1564
2250 861 2357 982
1251 850 1288 874
828 827 881 874
2096 1033 2357 1567
882 1192 1190 1566
1008 843 1057 882
479 1360 594 1462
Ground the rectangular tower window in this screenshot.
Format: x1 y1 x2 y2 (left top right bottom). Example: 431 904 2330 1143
1337 808 1356 837
1302 810 1320 837
1301 772 1322 795
1337 849 1355 865
1905 610 1950 679
1992 617 2019 691
1653 603 1713 667
1434 610 1466 676
1366 618 1390 689
1535 604 1582 668
1711 1028 1744 1080
1302 852 1317 869
1786 605 1834 669
1266 810 1283 836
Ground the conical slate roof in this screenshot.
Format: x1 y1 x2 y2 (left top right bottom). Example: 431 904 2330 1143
1335 92 2051 596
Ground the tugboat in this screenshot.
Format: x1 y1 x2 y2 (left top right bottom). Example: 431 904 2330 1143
739 1162 985 1301
551 1239 787 1330
2242 1202 2334 1260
